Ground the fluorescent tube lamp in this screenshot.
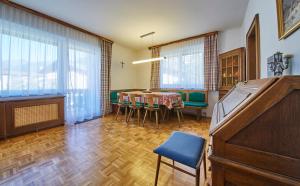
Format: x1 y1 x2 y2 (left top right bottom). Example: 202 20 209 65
132 57 166 64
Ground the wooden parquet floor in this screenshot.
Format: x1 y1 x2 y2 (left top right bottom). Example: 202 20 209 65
0 114 211 186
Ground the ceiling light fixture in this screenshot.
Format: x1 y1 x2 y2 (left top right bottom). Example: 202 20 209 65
132 32 167 64
132 57 166 64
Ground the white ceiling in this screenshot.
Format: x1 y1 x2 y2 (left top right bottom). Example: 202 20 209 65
12 0 249 50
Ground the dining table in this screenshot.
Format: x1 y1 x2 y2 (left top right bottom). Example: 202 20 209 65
123 91 183 109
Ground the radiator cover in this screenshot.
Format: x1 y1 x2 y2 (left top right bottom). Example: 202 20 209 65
0 95 64 138
14 104 59 128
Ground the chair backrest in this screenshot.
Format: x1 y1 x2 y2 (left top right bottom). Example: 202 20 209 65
128 94 142 106
177 91 187 101
148 89 208 103
172 94 183 107
118 92 128 103
110 91 118 100
144 94 160 108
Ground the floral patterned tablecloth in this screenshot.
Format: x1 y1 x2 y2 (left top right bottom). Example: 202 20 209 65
122 91 183 109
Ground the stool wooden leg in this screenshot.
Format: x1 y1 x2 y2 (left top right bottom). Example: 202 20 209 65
204 151 207 179
196 167 200 186
155 155 161 186
143 110 148 126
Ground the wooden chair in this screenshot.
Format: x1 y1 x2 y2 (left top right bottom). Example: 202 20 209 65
127 94 143 126
154 131 207 186
172 95 184 127
115 92 129 121
142 94 162 128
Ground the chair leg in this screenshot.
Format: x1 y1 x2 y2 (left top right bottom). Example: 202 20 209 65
163 108 167 121
143 110 148 126
125 106 128 121
180 110 184 122
126 108 132 123
160 109 164 121
196 167 200 186
196 109 202 120
203 151 207 180
155 110 159 129
126 109 130 122
176 110 181 127
154 155 161 186
137 109 140 126
167 109 170 120
115 105 121 120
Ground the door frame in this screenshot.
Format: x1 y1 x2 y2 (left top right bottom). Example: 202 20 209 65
246 14 261 80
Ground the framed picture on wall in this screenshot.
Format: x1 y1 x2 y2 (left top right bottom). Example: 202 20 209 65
276 0 300 39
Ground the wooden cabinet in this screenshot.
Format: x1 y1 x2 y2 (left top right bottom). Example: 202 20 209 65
219 48 245 99
209 76 300 186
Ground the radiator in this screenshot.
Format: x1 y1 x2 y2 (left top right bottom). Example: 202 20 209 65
14 104 59 128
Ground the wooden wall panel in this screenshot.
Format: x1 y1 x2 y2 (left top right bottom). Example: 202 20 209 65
0 103 6 138
229 90 300 159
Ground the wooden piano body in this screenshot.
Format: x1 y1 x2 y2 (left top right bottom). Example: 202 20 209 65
209 76 300 186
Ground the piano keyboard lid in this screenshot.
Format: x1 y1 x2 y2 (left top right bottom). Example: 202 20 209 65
209 77 278 135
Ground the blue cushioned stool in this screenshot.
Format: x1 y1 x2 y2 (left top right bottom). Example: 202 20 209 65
153 131 207 186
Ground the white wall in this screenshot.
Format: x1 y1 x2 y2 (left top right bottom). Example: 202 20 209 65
219 27 242 54
135 49 152 89
241 0 300 77
111 43 138 90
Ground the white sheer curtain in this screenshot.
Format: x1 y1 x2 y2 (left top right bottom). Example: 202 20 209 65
0 3 101 124
160 38 205 89
66 39 100 124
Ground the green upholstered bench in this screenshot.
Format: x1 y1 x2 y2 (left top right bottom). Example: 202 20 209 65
151 89 208 120
183 91 208 120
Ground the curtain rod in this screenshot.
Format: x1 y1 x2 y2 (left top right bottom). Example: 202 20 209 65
148 31 218 50
0 0 113 44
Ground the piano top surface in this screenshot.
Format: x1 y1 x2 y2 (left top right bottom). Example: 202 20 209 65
209 77 278 135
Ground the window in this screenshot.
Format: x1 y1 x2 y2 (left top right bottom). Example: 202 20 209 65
160 38 205 89
0 29 59 96
0 3 101 124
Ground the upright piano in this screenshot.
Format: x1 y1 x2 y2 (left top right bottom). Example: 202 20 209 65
209 76 300 185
